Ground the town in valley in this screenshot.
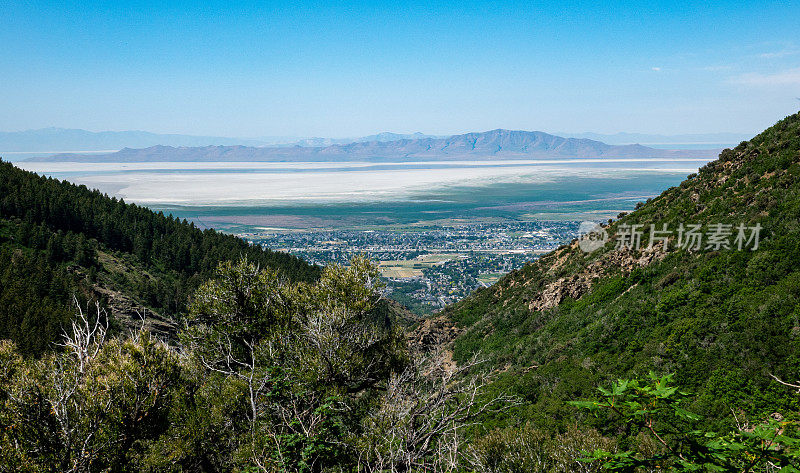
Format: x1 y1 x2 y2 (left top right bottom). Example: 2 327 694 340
246 221 580 314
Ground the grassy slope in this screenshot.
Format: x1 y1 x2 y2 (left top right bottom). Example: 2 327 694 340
443 112 800 431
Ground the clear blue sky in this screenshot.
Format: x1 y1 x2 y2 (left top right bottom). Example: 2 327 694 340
2 1 799 137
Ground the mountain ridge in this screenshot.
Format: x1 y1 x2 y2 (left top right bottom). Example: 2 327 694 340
26 129 720 162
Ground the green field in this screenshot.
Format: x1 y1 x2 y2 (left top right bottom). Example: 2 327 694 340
378 253 460 278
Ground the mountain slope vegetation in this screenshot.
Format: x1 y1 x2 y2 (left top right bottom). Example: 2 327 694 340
442 111 800 431
0 159 319 355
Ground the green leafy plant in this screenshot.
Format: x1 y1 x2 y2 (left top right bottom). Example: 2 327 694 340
570 373 800 472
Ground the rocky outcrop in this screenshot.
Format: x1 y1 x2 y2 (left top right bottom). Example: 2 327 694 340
66 263 178 339
407 314 463 354
91 285 177 339
527 244 666 313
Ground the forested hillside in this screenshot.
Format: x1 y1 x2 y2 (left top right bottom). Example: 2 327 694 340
442 111 800 434
0 160 319 355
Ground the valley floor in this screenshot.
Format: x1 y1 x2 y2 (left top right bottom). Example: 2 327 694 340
249 221 579 314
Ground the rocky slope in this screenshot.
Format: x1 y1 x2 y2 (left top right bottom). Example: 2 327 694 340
440 111 800 429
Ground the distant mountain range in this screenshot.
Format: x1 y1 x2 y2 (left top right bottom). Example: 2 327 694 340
0 128 442 154
291 132 440 147
558 131 751 145
0 127 280 152
25 129 720 162
1 127 736 160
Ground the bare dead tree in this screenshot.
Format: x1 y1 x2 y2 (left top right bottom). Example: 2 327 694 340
56 297 108 375
769 373 800 393
45 298 112 472
184 326 299 472
358 351 519 473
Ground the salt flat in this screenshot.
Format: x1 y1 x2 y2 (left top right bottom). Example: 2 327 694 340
16 159 709 206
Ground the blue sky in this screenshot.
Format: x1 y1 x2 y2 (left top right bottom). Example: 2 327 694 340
1 1 799 137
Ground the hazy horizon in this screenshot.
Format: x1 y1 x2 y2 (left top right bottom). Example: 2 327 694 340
0 126 756 141
2 2 799 137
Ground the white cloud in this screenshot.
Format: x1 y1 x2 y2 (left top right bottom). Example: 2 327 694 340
702 65 733 72
730 68 800 87
651 67 661 72
759 49 798 59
